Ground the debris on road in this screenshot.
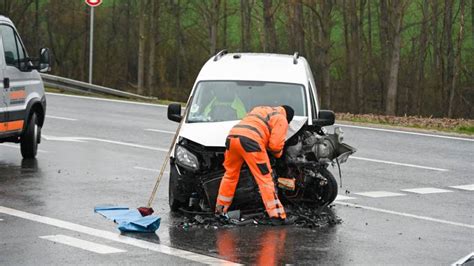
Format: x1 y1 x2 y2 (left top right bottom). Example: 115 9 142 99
94 205 161 233
175 204 341 229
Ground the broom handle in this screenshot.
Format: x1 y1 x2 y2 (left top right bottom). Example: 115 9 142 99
146 101 192 208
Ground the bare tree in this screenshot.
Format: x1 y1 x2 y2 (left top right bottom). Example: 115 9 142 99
137 0 147 94
306 0 333 108
448 0 466 117
414 0 430 115
288 0 305 54
147 0 159 96
240 0 253 51
385 0 407 115
262 0 278 52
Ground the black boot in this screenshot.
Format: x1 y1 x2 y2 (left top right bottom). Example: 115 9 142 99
270 216 297 226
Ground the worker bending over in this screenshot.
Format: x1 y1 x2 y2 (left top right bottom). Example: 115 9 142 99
216 105 295 225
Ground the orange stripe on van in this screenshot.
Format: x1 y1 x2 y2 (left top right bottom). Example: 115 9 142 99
10 90 26 100
0 120 24 132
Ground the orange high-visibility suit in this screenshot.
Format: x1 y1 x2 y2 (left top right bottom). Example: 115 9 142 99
216 106 289 219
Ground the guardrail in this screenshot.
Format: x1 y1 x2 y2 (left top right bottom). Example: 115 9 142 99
40 73 153 100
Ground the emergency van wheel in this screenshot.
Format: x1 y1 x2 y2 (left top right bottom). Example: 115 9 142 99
318 168 338 205
169 164 185 212
20 113 39 159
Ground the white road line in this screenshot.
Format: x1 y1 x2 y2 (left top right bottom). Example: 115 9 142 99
42 135 86 143
351 156 449 172
46 92 168 108
354 191 406 198
134 166 169 173
0 206 238 265
0 143 48 153
0 218 3 221
335 123 474 142
335 202 474 229
451 252 474 266
86 138 168 152
449 184 474 191
42 135 168 152
46 115 78 121
39 235 126 254
401 187 453 194
335 195 356 201
145 129 176 135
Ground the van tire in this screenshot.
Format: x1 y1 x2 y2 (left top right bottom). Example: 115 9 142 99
169 164 186 212
20 113 39 159
318 168 338 205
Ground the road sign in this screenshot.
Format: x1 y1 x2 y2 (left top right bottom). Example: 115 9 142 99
85 0 102 7
85 0 101 84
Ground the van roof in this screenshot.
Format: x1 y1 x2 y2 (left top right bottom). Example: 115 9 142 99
0 15 13 25
196 53 309 85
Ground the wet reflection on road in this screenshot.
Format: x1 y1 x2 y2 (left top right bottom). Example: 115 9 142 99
167 207 342 264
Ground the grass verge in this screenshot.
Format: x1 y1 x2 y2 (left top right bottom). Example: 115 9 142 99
336 113 474 136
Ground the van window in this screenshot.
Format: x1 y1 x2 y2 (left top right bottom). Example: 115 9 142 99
188 81 307 123
308 82 317 118
15 34 26 69
0 25 26 69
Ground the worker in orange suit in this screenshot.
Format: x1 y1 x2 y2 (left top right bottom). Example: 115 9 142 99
216 105 295 225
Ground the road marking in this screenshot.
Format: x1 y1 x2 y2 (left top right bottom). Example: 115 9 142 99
46 115 78 121
351 156 449 172
354 191 406 198
42 135 168 152
335 195 356 201
46 92 169 108
42 135 86 143
335 202 474 229
86 138 168 152
134 166 169 174
401 187 453 194
449 184 474 191
145 128 176 135
0 218 3 221
0 143 48 153
0 206 238 265
335 123 474 142
39 235 126 254
451 252 474 266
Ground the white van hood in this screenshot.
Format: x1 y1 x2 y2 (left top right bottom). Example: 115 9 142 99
179 117 308 147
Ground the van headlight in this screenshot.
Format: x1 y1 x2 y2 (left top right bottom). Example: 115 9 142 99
175 145 199 171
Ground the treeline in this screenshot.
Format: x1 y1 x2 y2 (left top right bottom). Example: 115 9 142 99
1 0 472 118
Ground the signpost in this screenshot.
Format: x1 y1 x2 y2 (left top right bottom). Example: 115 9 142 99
85 0 102 84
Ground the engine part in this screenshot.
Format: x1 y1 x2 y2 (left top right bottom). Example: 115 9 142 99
277 177 296 191
201 167 262 211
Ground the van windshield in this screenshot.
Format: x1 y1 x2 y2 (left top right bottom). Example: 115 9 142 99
187 81 306 123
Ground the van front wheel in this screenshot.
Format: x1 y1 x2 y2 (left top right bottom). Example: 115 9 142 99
20 113 39 159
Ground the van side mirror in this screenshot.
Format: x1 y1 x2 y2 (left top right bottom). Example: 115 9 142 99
38 48 51 73
168 103 182 122
313 110 335 127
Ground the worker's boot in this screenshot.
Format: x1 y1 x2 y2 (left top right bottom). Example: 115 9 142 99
215 205 228 220
270 216 297 226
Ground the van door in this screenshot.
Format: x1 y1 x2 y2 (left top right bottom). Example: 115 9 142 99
0 33 6 132
0 24 33 132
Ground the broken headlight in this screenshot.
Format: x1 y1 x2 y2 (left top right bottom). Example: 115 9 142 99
175 145 199 171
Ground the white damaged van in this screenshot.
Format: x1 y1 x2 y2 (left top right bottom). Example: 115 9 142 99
166 51 355 212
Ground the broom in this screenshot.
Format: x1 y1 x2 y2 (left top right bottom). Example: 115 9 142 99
138 100 192 216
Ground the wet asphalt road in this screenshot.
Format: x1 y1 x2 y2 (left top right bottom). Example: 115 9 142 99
1 93 473 265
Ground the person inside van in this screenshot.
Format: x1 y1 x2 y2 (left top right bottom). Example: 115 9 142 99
203 87 246 121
